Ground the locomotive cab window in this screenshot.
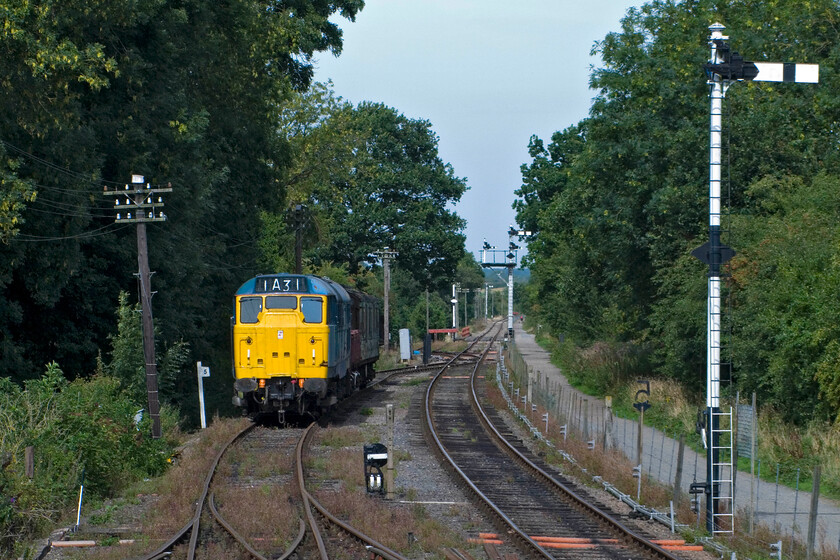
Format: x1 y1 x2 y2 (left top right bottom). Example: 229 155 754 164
301 297 323 323
239 297 262 324
266 295 297 310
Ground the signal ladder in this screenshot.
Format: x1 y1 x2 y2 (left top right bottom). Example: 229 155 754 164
711 408 734 534
709 272 734 534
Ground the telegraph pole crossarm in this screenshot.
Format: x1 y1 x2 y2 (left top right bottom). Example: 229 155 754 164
103 177 173 223
696 23 818 534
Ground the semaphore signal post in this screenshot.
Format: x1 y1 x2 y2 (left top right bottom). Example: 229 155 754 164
481 227 529 339
695 23 818 534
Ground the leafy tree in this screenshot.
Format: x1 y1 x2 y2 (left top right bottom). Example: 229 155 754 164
514 128 585 238
0 0 363 390
0 363 177 556
514 0 840 425
457 252 486 291
262 89 468 292
318 102 467 291
260 82 361 273
105 291 194 415
401 290 451 339
730 174 840 422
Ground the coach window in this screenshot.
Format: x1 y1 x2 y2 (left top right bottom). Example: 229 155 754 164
301 297 323 324
240 297 262 324
266 295 297 310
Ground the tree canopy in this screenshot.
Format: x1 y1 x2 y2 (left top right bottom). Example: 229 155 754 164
0 0 476 418
0 0 362 384
261 85 468 293
514 0 840 423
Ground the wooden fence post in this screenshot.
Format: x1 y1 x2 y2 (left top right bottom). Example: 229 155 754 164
806 465 821 560
25 446 34 479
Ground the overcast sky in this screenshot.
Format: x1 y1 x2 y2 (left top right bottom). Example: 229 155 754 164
313 0 641 260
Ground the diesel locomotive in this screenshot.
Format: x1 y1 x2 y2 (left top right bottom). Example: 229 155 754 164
231 274 381 422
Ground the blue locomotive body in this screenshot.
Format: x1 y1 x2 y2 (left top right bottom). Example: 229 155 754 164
231 274 380 421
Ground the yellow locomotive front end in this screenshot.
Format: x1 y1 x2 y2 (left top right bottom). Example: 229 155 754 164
231 274 351 421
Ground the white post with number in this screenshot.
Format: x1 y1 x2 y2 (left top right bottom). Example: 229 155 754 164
197 361 210 428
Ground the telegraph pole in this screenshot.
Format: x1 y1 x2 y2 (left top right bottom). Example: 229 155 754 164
462 288 468 327
292 204 306 274
375 247 398 352
695 24 818 533
474 288 480 323
104 174 171 439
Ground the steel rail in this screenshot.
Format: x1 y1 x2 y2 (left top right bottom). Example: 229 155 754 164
424 323 556 559
296 422 330 560
468 347 683 560
374 360 477 378
289 332 494 560
128 328 494 560
208 493 306 560
130 422 256 560
372 321 496 378
296 422 409 560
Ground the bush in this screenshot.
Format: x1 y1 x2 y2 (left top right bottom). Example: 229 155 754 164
0 363 178 557
563 340 650 395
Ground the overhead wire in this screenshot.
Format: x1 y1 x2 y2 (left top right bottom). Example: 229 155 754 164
2 138 274 261
147 221 262 273
13 222 131 242
0 138 158 240
0 138 125 187
21 206 113 220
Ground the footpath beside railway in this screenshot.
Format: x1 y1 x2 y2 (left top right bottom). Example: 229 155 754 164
510 324 840 556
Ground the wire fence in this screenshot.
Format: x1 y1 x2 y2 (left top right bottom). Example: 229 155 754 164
505 339 840 557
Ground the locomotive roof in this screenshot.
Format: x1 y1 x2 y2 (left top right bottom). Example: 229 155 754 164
236 274 350 303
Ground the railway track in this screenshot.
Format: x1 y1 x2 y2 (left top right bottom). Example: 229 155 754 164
119 335 494 560
296 422 410 560
42 322 706 560
126 422 299 560
423 326 697 560
121 420 406 560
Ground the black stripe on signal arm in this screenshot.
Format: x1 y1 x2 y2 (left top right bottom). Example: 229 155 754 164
783 63 796 82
